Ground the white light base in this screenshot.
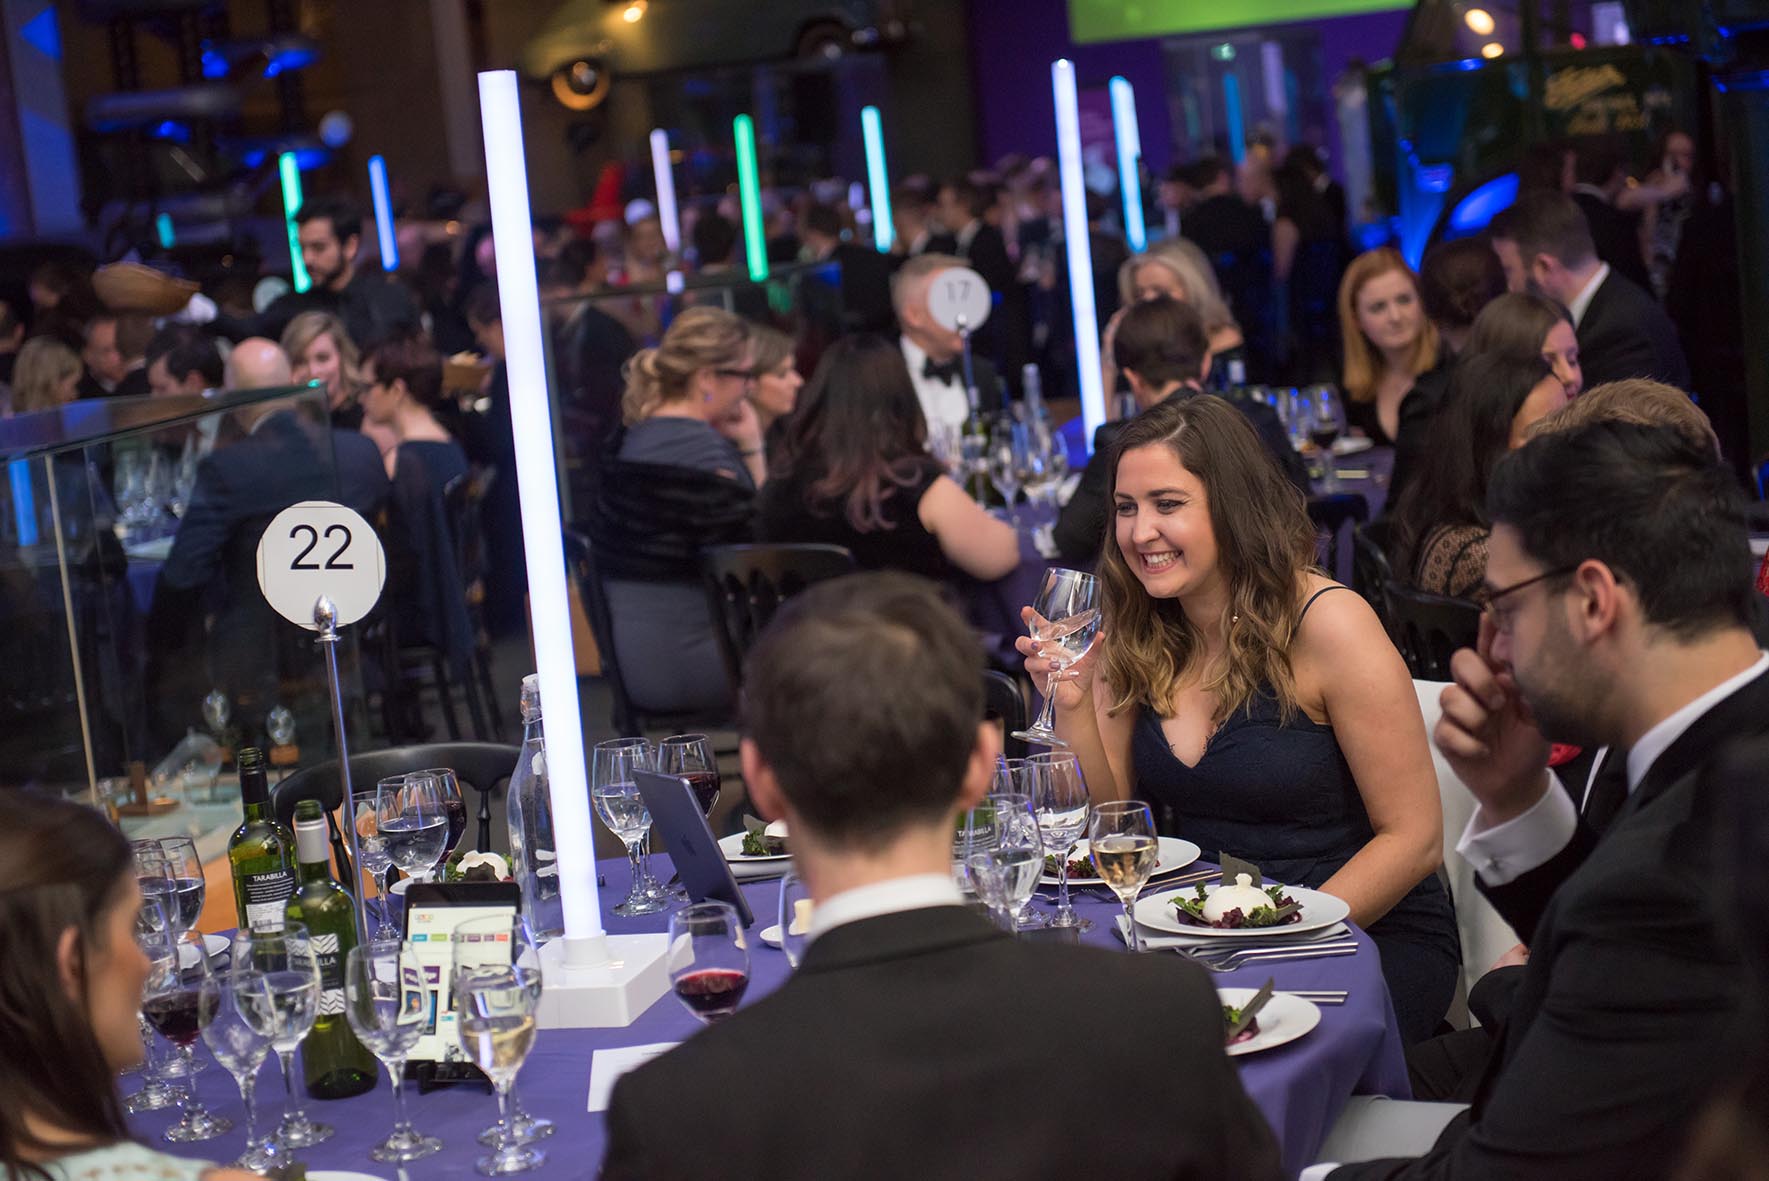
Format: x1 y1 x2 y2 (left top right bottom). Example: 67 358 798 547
536 932 671 1028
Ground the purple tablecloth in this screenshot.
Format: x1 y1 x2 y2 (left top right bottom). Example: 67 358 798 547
130 860 1408 1180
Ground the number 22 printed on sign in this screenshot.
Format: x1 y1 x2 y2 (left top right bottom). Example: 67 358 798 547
256 500 387 630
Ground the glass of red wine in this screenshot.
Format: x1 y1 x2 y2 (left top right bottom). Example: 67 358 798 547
143 928 231 1142
420 766 470 861
657 735 719 901
1307 384 1345 493
667 901 750 1024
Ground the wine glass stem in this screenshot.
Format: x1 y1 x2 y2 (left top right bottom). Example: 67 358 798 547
240 1073 258 1146
625 838 647 893
388 1058 411 1132
279 1050 303 1121
177 1045 196 1122
1056 852 1072 916
1123 897 1140 953
1033 669 1062 733
494 1080 516 1153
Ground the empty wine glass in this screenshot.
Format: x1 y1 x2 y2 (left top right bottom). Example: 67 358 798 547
991 757 1031 799
590 738 665 916
1030 752 1092 931
668 901 750 1024
379 773 448 886
351 783 397 940
965 794 1043 933
988 417 1026 521
156 836 205 934
266 705 297 749
201 689 230 738
1013 567 1101 747
233 922 331 1148
205 965 285 1173
777 865 813 969
345 940 443 1163
142 930 230 1142
452 915 546 1175
1088 800 1159 953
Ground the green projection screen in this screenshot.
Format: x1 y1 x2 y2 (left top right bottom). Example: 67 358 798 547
1069 0 1411 42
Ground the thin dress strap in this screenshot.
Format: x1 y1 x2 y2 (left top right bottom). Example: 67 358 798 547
1298 583 1354 625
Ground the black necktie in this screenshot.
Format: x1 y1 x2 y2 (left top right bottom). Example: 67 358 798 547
922 356 961 385
1582 746 1631 834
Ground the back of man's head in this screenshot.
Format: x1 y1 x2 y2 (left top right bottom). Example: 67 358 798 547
803 203 843 243
692 213 739 266
146 324 222 388
743 572 983 851
1526 378 1718 455
1490 421 1752 638
225 337 293 391
1574 139 1626 189
1114 296 1208 388
1180 158 1229 193
1507 191 1598 271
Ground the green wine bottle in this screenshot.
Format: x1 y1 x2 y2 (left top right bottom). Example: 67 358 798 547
961 385 997 506
285 799 376 1100
227 748 296 933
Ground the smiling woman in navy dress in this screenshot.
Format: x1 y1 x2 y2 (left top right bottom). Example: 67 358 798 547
1019 394 1459 1043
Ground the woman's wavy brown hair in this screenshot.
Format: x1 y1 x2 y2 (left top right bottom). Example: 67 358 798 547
1098 394 1318 724
0 790 134 1180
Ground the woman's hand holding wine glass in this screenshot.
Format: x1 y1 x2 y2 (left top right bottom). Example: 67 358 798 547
1013 567 1103 747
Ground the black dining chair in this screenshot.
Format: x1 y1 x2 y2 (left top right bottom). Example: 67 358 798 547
1351 520 1397 635
984 669 1032 760
271 742 522 882
1383 581 1481 681
701 543 857 695
561 529 736 739
1308 492 1370 585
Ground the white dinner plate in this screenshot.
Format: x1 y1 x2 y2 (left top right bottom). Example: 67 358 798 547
1041 836 1202 886
1135 882 1351 938
1332 436 1374 457
309 1173 394 1181
1219 987 1321 1057
718 833 792 864
178 933 230 967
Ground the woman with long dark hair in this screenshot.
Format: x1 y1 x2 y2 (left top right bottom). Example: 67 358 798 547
0 790 256 1181
757 334 1017 581
1018 395 1458 1043
1389 352 1569 597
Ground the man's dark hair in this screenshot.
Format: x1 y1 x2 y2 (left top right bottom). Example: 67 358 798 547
0 299 19 340
692 213 739 266
889 182 931 214
463 282 500 328
1179 157 1229 192
1487 204 1521 244
742 572 984 850
1506 191 1597 270
1113 296 1208 387
1489 421 1753 636
1574 139 1626 189
1420 238 1507 332
803 202 843 241
144 323 222 387
941 177 995 222
294 193 364 246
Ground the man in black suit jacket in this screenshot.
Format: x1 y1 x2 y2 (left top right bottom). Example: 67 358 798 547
1323 421 1765 1181
800 202 898 335
601 573 1281 1181
938 177 1030 389
892 253 1007 439
1501 190 1689 391
1055 297 1304 563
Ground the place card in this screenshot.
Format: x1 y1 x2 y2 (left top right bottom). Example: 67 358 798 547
587 1042 679 1112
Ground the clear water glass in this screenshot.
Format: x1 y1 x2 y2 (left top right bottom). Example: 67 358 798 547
233 923 331 1148
1030 752 1092 931
1013 567 1101 747
590 738 665 916
344 940 443 1163
205 967 285 1173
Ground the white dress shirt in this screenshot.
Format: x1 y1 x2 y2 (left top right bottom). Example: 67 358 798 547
1565 262 1610 328
807 873 965 942
901 337 970 438
1458 652 1769 885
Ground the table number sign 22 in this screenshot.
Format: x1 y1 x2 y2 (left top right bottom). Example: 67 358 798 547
256 500 387 630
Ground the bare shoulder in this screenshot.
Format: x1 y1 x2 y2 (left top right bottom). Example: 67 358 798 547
1292 576 1392 662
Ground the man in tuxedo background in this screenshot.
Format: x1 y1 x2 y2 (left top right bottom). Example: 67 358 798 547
1503 191 1690 391
1320 421 1768 1180
889 181 957 260
798 202 897 335
600 572 1281 1181
937 176 1029 387
892 253 1005 438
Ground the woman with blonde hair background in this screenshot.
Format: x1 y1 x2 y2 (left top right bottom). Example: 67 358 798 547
1020 394 1458 1042
9 337 83 415
1338 247 1442 445
1103 240 1247 412
280 311 364 427
586 306 762 713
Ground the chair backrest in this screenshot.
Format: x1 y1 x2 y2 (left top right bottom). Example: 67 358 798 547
562 528 643 737
1413 679 1520 1003
1351 520 1396 631
271 741 522 874
983 670 1030 760
1384 581 1481 681
442 467 493 596
1308 492 1370 584
701 543 857 691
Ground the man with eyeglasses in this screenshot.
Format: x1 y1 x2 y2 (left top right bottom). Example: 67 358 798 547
1316 420 1769 1181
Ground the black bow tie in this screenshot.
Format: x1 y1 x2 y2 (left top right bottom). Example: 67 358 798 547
922 356 962 384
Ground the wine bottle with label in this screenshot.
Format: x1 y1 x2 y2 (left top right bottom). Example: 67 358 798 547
961 385 996 506
285 799 376 1100
228 748 297 933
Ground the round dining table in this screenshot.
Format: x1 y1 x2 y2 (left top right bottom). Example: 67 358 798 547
130 858 1410 1181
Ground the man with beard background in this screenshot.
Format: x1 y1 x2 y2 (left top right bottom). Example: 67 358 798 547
1317 421 1769 1180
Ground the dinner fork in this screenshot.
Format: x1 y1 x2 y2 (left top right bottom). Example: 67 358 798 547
1181 941 1358 972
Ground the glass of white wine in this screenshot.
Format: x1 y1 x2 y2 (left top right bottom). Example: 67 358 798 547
1088 800 1159 953
1013 568 1100 747
452 915 545 1176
